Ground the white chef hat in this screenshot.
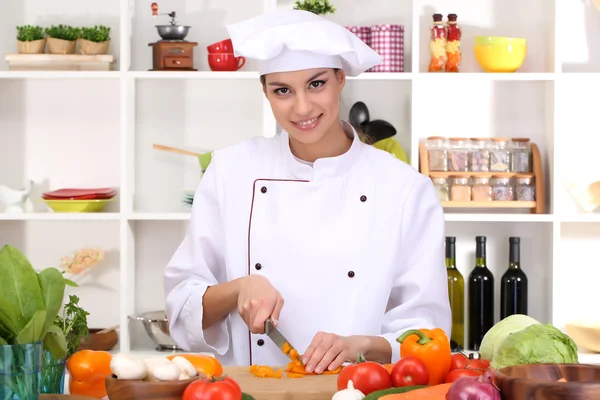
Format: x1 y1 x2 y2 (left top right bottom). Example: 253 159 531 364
225 9 383 77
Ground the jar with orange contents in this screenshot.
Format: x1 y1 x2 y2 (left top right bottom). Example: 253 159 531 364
428 13 447 72
450 174 472 201
446 14 461 72
471 175 493 201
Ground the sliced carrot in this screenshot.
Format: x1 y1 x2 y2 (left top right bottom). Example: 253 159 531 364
379 383 453 399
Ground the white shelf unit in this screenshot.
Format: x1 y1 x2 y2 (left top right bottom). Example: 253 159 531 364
1 0 599 362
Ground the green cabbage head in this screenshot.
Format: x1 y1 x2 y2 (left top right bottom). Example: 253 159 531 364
479 314 540 360
491 323 579 370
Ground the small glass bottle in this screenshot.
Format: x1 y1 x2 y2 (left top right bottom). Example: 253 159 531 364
492 174 514 201
445 14 461 72
448 138 469 172
426 136 448 171
469 138 490 172
510 138 531 172
515 174 535 201
489 138 511 172
450 175 472 201
432 177 450 202
471 175 493 201
428 14 447 72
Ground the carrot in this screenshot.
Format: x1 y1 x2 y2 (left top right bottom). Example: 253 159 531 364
379 383 453 399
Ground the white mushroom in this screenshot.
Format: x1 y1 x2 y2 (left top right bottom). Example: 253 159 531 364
152 362 181 381
110 353 147 380
170 356 197 379
143 357 172 382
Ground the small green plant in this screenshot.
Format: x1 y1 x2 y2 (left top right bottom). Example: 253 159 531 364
294 0 336 15
16 25 45 41
45 24 80 41
80 25 111 43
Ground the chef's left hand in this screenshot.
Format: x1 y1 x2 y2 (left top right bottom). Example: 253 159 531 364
301 332 368 374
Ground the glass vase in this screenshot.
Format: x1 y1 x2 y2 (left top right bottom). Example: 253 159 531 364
40 349 66 394
0 342 43 400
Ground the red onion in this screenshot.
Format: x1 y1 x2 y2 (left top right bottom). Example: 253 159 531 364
446 369 501 400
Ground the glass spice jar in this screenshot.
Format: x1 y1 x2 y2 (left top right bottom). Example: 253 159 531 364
471 175 493 201
492 174 514 201
510 138 531 172
448 138 469 172
450 175 472 201
432 177 449 202
515 173 535 201
469 138 490 172
426 136 448 171
489 138 511 172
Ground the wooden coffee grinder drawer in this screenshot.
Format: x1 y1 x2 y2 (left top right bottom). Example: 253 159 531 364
149 41 198 71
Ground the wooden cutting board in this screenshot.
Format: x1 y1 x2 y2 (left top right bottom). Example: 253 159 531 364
40 396 97 400
224 366 339 400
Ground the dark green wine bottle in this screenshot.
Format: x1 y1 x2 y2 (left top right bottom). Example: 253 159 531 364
468 236 494 351
446 237 464 352
501 237 528 318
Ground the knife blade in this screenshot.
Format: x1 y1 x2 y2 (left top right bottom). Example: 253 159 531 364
264 318 302 364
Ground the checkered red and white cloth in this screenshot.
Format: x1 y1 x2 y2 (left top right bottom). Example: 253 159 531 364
368 24 404 73
344 26 371 47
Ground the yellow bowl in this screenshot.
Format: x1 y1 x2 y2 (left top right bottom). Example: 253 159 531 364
42 198 116 213
474 36 527 73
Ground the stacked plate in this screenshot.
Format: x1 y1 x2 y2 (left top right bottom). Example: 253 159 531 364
182 190 194 208
42 188 117 213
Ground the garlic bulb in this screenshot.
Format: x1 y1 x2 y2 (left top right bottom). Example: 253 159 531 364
332 380 365 400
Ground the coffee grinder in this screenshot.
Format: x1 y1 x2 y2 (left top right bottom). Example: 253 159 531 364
148 2 198 71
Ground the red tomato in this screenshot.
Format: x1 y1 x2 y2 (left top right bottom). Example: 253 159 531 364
182 376 242 400
444 368 483 383
337 361 392 395
390 356 429 387
466 359 490 371
449 353 469 371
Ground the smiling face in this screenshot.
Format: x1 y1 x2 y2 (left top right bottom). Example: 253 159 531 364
262 68 347 153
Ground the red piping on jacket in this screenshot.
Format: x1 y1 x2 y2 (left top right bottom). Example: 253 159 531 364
246 178 309 366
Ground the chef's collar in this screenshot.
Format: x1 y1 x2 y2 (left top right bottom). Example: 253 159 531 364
280 120 363 181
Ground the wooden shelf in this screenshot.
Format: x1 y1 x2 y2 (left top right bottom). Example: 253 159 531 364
418 141 546 214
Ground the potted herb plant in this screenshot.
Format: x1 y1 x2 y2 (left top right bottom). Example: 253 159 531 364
293 0 336 15
16 25 46 54
78 25 111 55
0 244 69 400
45 24 80 54
40 295 89 394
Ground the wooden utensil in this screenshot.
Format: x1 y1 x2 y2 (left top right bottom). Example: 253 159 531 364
223 366 338 400
105 374 199 400
493 363 600 400
96 325 119 334
153 144 200 158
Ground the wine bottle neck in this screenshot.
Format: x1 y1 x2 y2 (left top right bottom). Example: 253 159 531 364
476 240 486 267
446 240 456 268
509 240 520 268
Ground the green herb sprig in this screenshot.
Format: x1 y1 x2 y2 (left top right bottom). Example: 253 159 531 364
80 25 111 43
45 24 80 41
294 0 336 15
54 294 90 358
16 25 45 41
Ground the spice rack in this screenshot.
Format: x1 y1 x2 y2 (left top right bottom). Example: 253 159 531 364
418 140 545 214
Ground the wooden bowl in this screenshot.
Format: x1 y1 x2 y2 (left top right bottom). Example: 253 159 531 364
105 374 199 400
493 363 600 400
78 328 118 351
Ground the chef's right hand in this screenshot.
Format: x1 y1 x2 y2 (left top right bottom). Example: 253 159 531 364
237 275 284 334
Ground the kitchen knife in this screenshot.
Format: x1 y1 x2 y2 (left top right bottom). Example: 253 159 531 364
264 318 302 364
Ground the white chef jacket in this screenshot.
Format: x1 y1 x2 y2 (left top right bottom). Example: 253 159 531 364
164 120 451 367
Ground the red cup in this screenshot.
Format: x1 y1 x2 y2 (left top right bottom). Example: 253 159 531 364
207 38 234 53
208 53 246 71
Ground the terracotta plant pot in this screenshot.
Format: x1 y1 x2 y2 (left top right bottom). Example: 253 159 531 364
47 37 76 54
17 38 46 54
78 38 110 55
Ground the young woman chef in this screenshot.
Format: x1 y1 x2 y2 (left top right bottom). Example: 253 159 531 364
164 9 451 373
